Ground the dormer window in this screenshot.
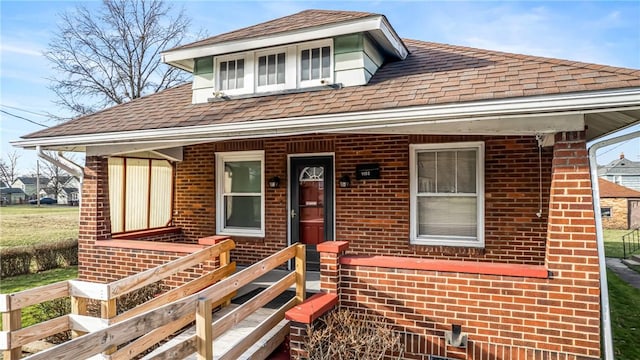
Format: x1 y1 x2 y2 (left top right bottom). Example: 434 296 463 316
219 58 245 91
257 51 286 91
299 40 332 87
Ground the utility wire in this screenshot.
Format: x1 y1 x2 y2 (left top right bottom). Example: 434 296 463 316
0 104 50 118
598 139 629 157
0 109 48 127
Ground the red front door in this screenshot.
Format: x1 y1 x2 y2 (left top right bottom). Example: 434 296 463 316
299 174 324 245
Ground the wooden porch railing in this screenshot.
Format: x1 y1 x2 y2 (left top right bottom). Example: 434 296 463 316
0 240 305 360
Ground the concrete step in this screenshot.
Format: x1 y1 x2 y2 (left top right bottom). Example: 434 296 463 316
631 254 640 263
622 257 640 267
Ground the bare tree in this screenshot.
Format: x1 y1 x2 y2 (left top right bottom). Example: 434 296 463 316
39 152 74 200
0 150 21 187
45 0 194 116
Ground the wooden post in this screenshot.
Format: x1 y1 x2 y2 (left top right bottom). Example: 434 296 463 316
295 244 306 303
101 298 117 354
219 249 232 306
196 298 213 360
71 296 88 338
2 309 22 359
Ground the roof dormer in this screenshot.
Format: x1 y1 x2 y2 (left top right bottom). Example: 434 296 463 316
161 10 408 104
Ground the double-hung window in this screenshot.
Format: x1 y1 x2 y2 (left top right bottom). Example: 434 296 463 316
410 142 484 247
216 151 265 237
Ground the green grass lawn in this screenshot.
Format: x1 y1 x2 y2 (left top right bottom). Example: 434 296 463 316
0 205 79 247
607 270 640 360
603 229 636 258
0 267 78 328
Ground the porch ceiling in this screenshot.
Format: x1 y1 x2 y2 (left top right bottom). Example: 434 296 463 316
584 109 640 141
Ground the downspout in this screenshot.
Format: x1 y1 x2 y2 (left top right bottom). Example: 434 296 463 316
588 129 639 360
36 146 84 204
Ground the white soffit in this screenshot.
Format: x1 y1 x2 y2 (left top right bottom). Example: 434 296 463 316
161 16 408 71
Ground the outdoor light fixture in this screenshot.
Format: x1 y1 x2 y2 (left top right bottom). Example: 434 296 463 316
339 174 351 188
268 176 280 188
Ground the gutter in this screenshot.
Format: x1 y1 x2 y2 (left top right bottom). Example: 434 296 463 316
11 88 640 149
37 146 84 204
588 129 640 360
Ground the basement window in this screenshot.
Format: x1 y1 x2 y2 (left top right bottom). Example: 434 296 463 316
108 158 174 233
410 142 485 248
216 151 265 237
601 207 612 218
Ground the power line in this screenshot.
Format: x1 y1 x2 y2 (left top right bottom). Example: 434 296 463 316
598 139 630 157
0 104 50 118
0 109 48 128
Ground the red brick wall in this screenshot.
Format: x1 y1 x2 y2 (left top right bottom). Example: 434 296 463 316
326 131 600 360
169 134 551 266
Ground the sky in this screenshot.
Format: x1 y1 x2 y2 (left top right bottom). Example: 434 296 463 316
1 0 639 175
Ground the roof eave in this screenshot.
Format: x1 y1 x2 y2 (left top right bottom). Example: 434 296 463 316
11 88 640 152
161 15 408 72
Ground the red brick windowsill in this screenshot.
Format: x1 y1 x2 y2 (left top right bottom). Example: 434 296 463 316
97 227 204 254
285 293 338 324
341 256 549 279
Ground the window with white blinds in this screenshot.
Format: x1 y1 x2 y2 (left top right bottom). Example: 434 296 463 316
108 158 173 233
409 142 484 247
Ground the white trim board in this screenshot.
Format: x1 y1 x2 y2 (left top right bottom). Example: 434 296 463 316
12 88 640 151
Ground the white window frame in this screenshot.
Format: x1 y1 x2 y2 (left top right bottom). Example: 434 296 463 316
298 39 334 88
255 46 293 92
409 142 485 248
214 53 252 96
216 150 265 237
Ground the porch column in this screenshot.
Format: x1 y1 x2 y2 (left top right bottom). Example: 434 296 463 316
78 156 112 281
316 241 349 295
544 131 601 358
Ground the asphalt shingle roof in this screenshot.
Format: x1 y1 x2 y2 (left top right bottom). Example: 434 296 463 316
24 31 640 140
599 178 640 198
167 9 378 51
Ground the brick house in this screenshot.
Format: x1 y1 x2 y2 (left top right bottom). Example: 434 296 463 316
599 178 640 229
13 9 640 360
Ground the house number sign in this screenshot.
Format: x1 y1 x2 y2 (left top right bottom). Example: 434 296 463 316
355 163 381 180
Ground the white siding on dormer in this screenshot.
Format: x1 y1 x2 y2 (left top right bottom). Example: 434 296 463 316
333 34 383 87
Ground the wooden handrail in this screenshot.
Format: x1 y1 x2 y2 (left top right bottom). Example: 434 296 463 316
0 239 236 359
3 241 305 360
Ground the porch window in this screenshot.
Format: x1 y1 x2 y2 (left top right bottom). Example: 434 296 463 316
108 158 173 233
216 151 264 237
410 142 484 247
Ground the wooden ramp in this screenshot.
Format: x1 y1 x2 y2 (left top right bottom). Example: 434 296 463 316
145 304 288 360
0 241 307 360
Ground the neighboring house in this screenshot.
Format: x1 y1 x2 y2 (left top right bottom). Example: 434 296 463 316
598 153 640 191
38 176 80 204
0 188 27 205
12 176 50 198
13 10 640 360
599 178 640 229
